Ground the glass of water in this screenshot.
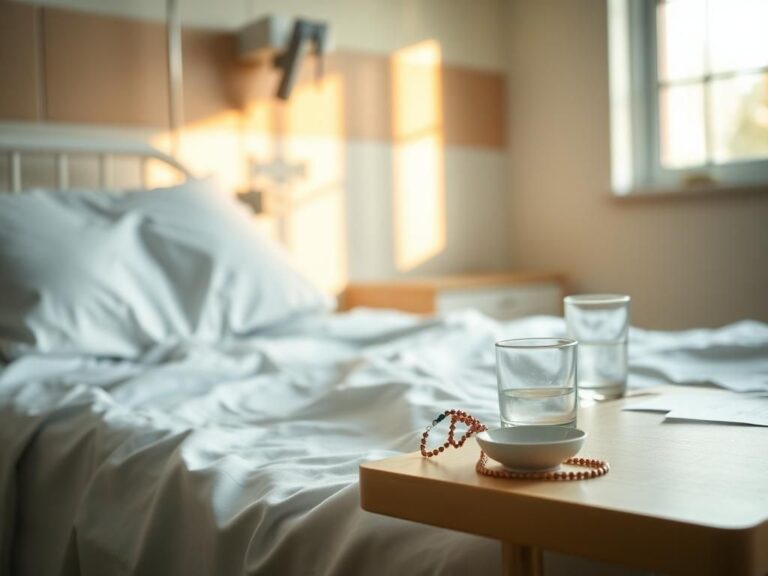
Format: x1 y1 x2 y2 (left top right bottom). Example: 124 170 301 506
495 338 578 428
564 294 630 401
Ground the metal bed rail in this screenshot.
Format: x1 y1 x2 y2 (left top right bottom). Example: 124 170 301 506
0 125 193 193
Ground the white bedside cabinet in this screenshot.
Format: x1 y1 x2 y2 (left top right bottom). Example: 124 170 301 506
341 273 566 320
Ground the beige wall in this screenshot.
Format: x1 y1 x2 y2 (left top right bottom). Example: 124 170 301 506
504 0 768 329
1 0 513 295
10 0 506 71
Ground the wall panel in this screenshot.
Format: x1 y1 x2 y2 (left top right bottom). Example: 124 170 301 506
182 29 239 123
0 2 41 120
443 66 506 149
44 7 169 126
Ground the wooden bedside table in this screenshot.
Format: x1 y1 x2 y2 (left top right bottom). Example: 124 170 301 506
359 386 768 576
341 273 566 320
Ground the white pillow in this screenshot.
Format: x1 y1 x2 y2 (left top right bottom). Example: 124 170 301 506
0 179 331 358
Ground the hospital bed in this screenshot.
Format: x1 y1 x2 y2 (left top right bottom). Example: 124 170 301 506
0 128 766 576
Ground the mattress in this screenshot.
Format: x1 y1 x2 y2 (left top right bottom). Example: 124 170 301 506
1 310 766 576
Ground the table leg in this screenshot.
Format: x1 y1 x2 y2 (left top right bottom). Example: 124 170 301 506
502 542 544 576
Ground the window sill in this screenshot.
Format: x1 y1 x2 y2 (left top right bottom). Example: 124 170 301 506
612 181 768 202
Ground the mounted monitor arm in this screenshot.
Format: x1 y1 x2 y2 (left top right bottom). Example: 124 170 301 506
274 19 329 100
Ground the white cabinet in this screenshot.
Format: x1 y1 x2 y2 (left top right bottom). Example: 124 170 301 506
342 273 565 320
435 283 563 320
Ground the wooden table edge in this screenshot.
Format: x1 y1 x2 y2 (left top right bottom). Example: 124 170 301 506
359 454 768 576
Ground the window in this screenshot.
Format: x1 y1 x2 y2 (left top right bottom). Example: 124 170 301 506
609 0 768 195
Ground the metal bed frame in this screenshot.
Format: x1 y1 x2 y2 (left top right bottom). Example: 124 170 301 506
0 0 189 194
0 123 193 193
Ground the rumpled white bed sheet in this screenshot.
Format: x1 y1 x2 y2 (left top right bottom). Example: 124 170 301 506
1 311 766 576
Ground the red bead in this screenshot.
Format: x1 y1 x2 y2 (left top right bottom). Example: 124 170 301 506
438 446 444 453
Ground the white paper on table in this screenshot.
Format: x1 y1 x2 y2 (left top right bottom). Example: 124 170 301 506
623 393 768 427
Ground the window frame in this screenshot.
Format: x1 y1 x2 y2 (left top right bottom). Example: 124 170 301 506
608 0 768 196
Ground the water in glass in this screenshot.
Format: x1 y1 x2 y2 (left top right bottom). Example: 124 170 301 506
499 387 577 428
577 341 627 401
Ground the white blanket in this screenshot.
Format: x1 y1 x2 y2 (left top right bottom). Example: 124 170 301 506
1 311 766 575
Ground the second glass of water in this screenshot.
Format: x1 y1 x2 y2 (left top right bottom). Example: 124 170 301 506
564 294 630 401
495 338 578 428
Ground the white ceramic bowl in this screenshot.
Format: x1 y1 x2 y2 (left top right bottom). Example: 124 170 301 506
476 426 587 472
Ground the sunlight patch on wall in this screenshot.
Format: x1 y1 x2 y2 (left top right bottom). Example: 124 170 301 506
285 73 345 138
179 110 244 193
285 160 347 294
142 156 182 188
391 40 446 272
242 75 348 294
148 110 244 193
242 95 278 136
283 75 347 294
148 73 348 295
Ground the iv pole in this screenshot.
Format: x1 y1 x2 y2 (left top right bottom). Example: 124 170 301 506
166 0 184 156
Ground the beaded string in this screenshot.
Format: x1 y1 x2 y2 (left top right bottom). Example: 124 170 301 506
420 409 610 481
